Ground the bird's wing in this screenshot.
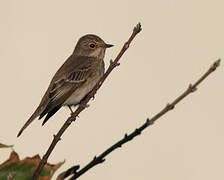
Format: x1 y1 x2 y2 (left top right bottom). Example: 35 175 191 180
17 55 93 137
39 63 92 120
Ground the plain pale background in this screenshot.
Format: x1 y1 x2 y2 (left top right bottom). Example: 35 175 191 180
0 0 223 179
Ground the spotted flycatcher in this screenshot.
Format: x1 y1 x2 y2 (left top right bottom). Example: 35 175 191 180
17 34 113 137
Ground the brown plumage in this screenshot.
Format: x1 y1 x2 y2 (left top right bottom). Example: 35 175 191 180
17 34 113 137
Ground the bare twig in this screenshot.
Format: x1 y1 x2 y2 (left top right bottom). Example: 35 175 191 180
32 23 142 180
63 59 221 180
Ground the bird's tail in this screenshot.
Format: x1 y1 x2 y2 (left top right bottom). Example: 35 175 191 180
17 111 39 137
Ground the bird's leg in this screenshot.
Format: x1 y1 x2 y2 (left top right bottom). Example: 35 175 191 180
68 105 73 114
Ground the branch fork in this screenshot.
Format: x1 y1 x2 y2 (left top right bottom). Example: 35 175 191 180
110 59 120 68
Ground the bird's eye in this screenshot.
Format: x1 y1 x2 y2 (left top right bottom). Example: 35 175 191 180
89 43 96 48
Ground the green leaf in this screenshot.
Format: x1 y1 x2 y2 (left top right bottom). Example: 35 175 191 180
0 151 64 180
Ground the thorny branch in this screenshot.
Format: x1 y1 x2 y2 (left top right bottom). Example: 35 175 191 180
32 23 142 180
63 59 221 180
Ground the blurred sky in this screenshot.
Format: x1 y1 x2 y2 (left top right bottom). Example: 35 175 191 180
0 0 224 179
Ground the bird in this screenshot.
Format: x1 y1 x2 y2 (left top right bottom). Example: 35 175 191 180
17 34 113 137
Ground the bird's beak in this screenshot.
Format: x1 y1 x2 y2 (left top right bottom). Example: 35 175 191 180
105 44 114 48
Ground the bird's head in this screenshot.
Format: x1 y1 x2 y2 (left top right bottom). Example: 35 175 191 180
73 34 113 58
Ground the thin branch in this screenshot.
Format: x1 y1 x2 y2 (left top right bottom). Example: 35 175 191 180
64 59 221 180
32 23 142 180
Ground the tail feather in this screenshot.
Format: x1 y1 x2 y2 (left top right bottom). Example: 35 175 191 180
17 112 39 137
42 105 62 126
